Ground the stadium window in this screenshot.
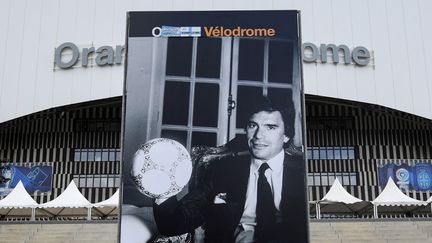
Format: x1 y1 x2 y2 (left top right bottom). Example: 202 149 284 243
334 149 341 159
74 120 121 132
80 177 86 187
73 174 120 188
72 148 121 162
93 176 101 187
306 146 356 160
321 174 329 185
107 177 115 187
348 147 355 159
88 150 95 161
307 117 353 130
326 147 334 159
109 150 116 161
342 173 350 185
328 175 335 186
350 174 357 185
307 172 357 186
81 150 88 162
102 149 109 161
114 177 121 187
307 174 314 185
74 149 80 161
86 177 93 187
314 173 321 185
319 148 327 159
116 151 121 161
307 149 312 159
95 150 102 161
341 147 348 159
313 148 319 159
336 174 343 183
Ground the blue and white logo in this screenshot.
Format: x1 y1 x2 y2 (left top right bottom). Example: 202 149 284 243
152 26 201 37
379 162 432 191
417 170 431 190
396 168 409 182
414 163 432 190
395 168 410 191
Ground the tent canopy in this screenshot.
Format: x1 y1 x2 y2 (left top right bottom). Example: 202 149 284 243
39 180 91 208
372 177 427 206
38 181 92 218
0 181 38 208
319 178 363 204
314 179 370 216
93 189 119 208
92 189 119 217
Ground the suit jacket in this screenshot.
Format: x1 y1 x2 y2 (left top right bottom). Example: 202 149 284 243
153 151 308 243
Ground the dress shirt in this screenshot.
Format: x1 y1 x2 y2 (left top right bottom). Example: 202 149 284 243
239 150 285 230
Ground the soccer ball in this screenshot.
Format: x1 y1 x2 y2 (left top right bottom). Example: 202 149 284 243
131 138 192 199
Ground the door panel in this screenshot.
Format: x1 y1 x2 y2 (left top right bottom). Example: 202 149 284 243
160 37 231 151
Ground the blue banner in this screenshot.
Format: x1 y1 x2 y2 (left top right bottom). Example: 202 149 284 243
379 162 432 191
0 165 52 196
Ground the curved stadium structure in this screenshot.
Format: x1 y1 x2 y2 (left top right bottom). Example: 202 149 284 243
1 0 432 242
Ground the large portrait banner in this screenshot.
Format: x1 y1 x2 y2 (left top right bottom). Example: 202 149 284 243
121 10 308 243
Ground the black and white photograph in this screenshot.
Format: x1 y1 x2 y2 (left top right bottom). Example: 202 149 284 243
121 11 308 243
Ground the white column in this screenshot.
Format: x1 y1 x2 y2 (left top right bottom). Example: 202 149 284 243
31 208 35 221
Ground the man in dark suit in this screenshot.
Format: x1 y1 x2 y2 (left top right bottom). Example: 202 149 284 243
153 96 308 243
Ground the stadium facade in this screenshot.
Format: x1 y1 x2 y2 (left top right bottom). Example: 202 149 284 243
1 0 432 208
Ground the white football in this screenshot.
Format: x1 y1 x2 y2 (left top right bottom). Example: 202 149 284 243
131 138 193 199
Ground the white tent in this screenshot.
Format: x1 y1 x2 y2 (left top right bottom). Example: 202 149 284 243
38 180 93 220
372 177 427 218
414 195 432 215
427 196 432 215
92 189 119 218
314 178 370 219
427 196 432 213
0 181 39 220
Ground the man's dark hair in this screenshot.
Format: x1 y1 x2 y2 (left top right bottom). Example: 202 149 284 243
244 95 294 139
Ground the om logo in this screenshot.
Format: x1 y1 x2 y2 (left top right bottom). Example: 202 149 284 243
417 170 431 190
396 168 409 182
